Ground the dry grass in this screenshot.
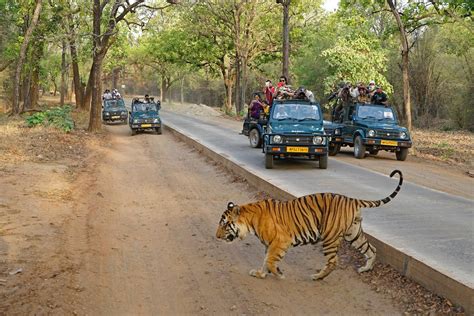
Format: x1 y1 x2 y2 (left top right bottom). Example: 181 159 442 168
0 110 101 164
411 129 474 171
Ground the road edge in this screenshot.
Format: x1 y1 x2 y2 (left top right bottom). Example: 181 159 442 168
164 123 473 314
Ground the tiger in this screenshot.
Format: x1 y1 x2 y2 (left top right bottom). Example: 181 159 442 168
215 169 403 281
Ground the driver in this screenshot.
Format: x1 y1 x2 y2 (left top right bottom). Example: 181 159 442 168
275 105 289 119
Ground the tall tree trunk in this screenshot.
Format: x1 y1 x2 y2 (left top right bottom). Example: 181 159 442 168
235 54 241 114
112 67 120 89
387 0 412 132
68 14 84 109
281 0 290 82
240 55 248 114
180 77 184 104
60 40 67 106
88 0 103 132
12 0 43 114
28 69 40 109
88 56 104 132
83 64 94 110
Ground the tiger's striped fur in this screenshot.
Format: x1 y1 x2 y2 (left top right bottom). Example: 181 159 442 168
216 170 403 280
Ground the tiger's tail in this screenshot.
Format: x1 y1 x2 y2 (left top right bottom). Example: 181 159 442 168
357 170 403 208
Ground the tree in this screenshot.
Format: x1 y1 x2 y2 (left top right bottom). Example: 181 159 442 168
12 0 43 114
86 0 175 132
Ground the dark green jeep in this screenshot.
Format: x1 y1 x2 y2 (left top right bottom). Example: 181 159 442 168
128 99 162 135
324 103 412 160
102 98 128 124
263 100 328 169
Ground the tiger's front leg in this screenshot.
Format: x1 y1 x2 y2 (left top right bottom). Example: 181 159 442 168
249 241 290 280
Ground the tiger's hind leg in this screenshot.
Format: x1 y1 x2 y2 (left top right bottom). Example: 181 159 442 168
344 216 376 273
249 241 291 280
311 238 341 280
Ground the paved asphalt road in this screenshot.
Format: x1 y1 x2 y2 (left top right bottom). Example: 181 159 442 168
160 110 473 289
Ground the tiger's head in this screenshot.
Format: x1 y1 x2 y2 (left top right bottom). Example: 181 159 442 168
216 202 242 242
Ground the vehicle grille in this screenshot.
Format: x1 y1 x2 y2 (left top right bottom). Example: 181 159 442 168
375 130 401 139
110 111 122 116
282 136 313 145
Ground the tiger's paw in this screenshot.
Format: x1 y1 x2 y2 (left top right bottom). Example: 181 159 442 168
310 273 324 281
249 269 267 279
357 265 372 273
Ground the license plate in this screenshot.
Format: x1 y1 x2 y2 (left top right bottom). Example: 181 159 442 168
112 116 120 119
287 146 308 153
141 124 152 128
381 140 398 146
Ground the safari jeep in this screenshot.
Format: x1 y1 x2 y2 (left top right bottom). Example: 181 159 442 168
241 112 267 148
324 103 412 161
263 100 328 169
102 98 128 124
129 99 162 135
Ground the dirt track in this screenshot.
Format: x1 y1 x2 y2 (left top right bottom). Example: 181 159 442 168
1 119 464 315
65 125 401 315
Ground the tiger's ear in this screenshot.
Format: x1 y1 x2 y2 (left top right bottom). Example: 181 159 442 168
227 202 235 210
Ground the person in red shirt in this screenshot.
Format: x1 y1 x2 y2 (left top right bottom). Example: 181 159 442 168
264 80 275 106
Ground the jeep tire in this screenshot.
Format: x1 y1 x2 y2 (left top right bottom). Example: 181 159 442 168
249 128 262 148
354 135 366 159
156 127 162 135
319 154 328 169
265 154 274 169
328 144 341 156
131 129 137 136
396 148 408 161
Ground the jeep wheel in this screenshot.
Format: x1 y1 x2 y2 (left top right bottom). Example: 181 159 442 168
249 129 262 148
396 148 408 161
328 144 340 156
369 149 379 156
131 129 137 136
265 154 274 169
354 135 366 159
156 127 162 135
319 154 328 169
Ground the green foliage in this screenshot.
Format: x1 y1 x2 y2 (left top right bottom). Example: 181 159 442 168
26 106 75 132
321 36 392 94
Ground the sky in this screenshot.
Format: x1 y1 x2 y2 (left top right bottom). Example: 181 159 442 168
323 0 340 12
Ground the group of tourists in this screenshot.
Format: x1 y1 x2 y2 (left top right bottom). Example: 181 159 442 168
329 80 389 122
102 89 122 100
329 81 388 106
249 76 316 119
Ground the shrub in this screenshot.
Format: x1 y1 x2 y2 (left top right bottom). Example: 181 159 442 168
26 105 75 132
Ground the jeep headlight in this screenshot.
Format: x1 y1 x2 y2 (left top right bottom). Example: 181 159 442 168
400 131 407 139
133 119 139 123
104 112 110 116
153 118 159 123
313 136 323 145
121 111 127 115
368 129 375 137
334 128 341 135
273 135 282 144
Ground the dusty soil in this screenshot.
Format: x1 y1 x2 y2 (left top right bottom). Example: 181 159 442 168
0 106 466 314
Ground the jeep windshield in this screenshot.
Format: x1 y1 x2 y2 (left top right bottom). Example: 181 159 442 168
272 103 321 121
104 99 125 109
357 105 395 122
132 103 158 112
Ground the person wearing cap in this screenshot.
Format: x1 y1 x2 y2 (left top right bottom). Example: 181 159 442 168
371 86 388 105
